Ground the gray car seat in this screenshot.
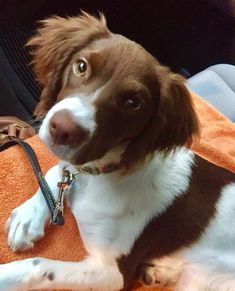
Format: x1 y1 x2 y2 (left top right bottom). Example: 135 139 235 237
187 64 235 122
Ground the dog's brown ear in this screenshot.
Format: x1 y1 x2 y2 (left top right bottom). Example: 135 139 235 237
153 71 199 152
121 69 199 171
28 11 110 117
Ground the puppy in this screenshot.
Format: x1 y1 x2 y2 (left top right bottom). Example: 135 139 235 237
1 12 235 291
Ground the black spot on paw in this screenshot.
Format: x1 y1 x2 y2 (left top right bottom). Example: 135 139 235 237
47 272 55 281
32 259 41 266
42 271 55 281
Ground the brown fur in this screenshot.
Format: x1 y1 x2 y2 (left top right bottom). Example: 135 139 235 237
118 155 235 290
121 68 199 170
28 11 110 116
26 12 235 291
29 12 199 171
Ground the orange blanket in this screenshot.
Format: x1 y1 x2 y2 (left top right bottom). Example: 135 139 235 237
0 92 235 291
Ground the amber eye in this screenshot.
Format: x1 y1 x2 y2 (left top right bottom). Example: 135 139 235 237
124 97 143 111
73 59 88 76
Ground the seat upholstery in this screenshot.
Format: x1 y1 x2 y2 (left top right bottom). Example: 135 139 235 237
188 64 235 121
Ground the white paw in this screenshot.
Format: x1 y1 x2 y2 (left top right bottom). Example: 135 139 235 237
138 264 169 288
139 262 181 288
6 198 48 252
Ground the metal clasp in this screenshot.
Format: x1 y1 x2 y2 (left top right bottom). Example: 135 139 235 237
53 164 79 222
0 133 9 143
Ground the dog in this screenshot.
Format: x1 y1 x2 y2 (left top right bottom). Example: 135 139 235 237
1 11 235 291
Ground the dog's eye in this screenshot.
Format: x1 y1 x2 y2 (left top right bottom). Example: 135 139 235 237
73 59 88 76
124 97 143 111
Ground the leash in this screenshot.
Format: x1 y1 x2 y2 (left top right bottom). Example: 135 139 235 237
0 138 77 226
0 138 120 226
0 116 121 227
0 128 120 226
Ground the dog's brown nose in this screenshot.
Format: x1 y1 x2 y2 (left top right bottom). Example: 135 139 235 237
49 110 88 145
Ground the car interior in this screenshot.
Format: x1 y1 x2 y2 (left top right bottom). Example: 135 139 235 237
1 2 235 287
0 0 235 122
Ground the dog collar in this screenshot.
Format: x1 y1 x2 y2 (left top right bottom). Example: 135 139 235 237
76 162 120 175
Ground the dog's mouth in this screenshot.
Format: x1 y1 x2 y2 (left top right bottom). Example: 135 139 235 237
43 134 115 166
38 109 129 167
43 138 88 165
38 121 94 165
42 131 128 170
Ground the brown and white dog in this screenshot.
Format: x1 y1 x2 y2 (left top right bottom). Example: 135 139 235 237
1 12 235 291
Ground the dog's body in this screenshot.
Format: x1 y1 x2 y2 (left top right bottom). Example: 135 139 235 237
1 12 235 291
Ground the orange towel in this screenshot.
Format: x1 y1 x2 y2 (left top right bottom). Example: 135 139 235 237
0 92 235 291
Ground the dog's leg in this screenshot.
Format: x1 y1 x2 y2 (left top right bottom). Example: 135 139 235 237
6 165 60 251
0 256 123 291
176 258 235 291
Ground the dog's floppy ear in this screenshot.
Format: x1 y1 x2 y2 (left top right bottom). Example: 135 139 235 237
121 69 199 170
153 70 199 152
28 11 110 117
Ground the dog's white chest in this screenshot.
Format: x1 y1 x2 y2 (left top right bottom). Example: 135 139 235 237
68 173 151 259
66 149 194 260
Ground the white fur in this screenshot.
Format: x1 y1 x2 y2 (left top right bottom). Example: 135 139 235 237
141 183 235 291
6 165 60 251
3 138 235 291
3 117 235 291
139 252 187 288
180 183 235 290
39 93 97 161
70 148 194 260
3 148 194 290
0 257 123 291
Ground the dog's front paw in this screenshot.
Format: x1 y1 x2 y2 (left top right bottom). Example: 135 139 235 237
6 197 48 252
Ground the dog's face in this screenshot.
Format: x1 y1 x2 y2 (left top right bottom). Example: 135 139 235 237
30 12 199 169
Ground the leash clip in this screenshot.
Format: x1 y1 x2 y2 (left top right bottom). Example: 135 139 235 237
52 164 78 224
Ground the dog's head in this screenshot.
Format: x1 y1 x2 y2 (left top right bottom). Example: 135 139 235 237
30 12 199 170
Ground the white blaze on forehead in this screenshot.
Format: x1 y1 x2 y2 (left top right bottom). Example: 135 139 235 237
48 85 106 131
45 85 106 132
38 87 105 161
39 93 97 144
52 96 96 132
